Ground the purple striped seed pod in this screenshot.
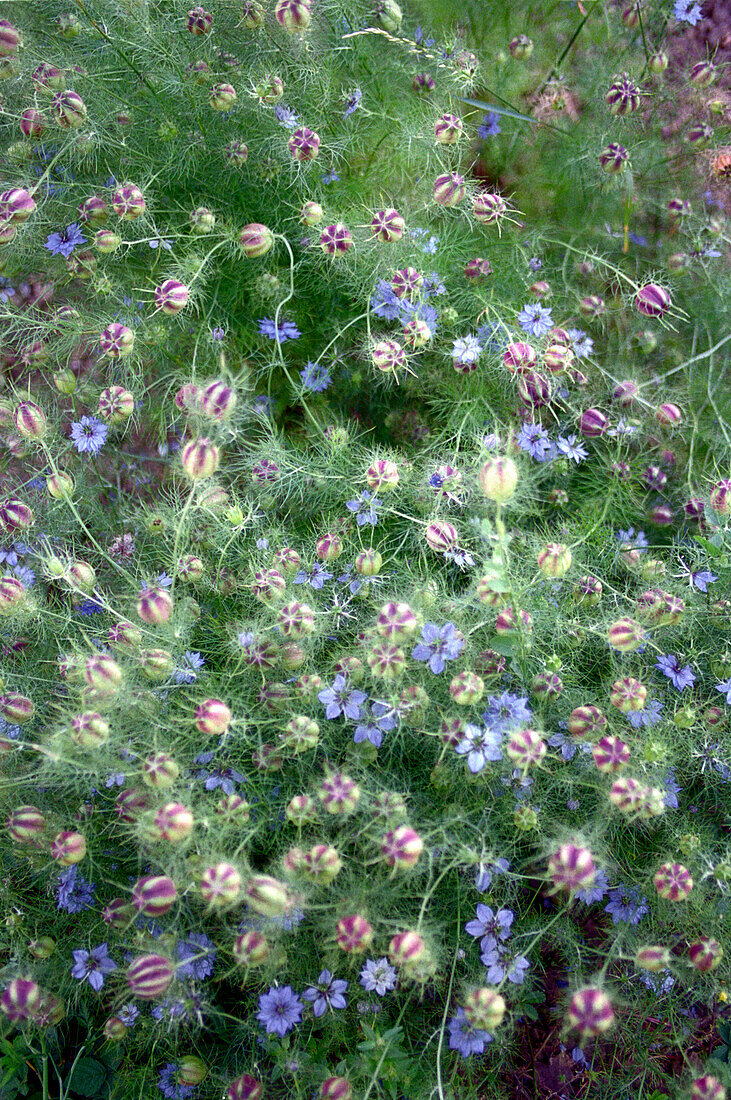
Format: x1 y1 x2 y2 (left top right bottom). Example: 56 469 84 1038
288 125 320 160
233 930 269 967
425 520 458 553
547 844 596 893
243 874 289 915
355 549 383 576
376 601 418 641
537 543 572 578
7 805 46 842
509 33 533 58
605 73 641 115
84 654 123 696
479 456 519 503
93 229 121 252
372 338 406 374
126 954 175 999
239 223 274 258
256 73 283 102
320 1079 352 1100
433 171 466 206
0 576 26 614
653 862 693 901
609 776 645 813
78 195 109 223
115 788 149 823
181 437 220 480
503 341 536 373
0 188 36 224
381 826 423 869
132 874 178 916
567 987 615 1038
320 223 353 255
99 322 135 358
568 705 606 739
45 471 73 500
137 585 173 625
153 803 194 842
531 671 563 698
579 295 605 318
543 343 574 374
154 279 190 315
654 401 682 427
272 547 302 572
0 20 22 56
303 843 342 883
13 401 46 440
282 715 319 752
190 206 215 233
193 699 230 734
98 386 134 423
607 617 645 652
391 266 423 299
200 862 242 907
228 1075 264 1100
434 113 463 145
474 577 508 608
65 560 96 593
1 979 41 1022
177 555 205 582
412 72 435 93
449 671 484 705
139 649 174 681
104 1016 127 1039
336 914 373 953
251 568 286 603
495 606 532 636
710 478 731 515
50 830 86 865
20 109 45 139
286 793 318 825
464 257 491 283
507 728 547 769
634 945 671 973
530 280 551 299
464 988 506 1031
692 1078 728 1100
610 677 647 713
367 642 406 680
691 1076 726 1100
599 142 628 173
319 772 361 814
280 643 306 669
0 223 17 244
316 533 343 561
688 938 724 972
107 620 142 650
473 192 507 224
142 752 180 788
300 200 323 225
389 931 426 968
0 499 34 532
579 407 608 437
689 60 717 88
0 693 34 724
635 283 670 318
648 49 669 74
187 6 212 33
252 458 280 483
201 379 237 420
71 711 110 749
277 601 315 638
370 208 405 242
112 182 146 219
275 0 312 32
209 83 237 110
52 90 87 127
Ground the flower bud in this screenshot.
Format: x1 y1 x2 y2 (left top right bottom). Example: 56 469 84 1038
449 671 484 705
239 223 274 259
692 1077 727 1100
371 208 405 241
689 938 724 972
209 83 237 110
607 617 645 653
507 728 547 770
433 172 466 206
228 1076 264 1100
320 1079 352 1100
1 979 41 1022
52 90 86 127
244 874 289 916
592 736 630 773
605 73 641 115
112 182 146 219
233 930 269 966
142 752 179 789
653 862 693 901
155 279 190 314
50 830 86 864
336 914 373 952
478 456 518 502
196 862 241 908
579 408 608 437
509 33 533 59
194 698 231 736
275 0 312 32
288 125 320 161
473 192 507 225
181 437 220 480
610 677 647 713
84 654 123 697
567 987 615 1038
13 401 46 440
599 142 628 173
381 825 423 870
100 322 135 358
537 543 571 577
7 805 46 842
689 60 717 88
375 0 402 31
648 51 668 74
635 283 670 318
434 113 463 145
132 874 178 916
137 586 173 625
0 21 22 57
187 6 212 33
389 930 425 968
29 937 56 959
126 955 175 1000
547 843 596 894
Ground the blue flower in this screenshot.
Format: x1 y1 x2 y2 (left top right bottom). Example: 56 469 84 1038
302 970 348 1016
370 279 402 320
455 725 503 773
256 986 303 1037
692 569 717 591
175 932 216 980
616 527 648 552
70 416 109 455
157 1063 194 1100
516 302 554 338
626 700 663 728
321 170 341 185
318 673 367 720
673 0 702 24
57 865 96 913
654 654 695 691
300 362 332 392
70 943 117 991
517 422 554 462
294 562 334 589
448 1007 493 1057
343 87 362 118
575 868 609 904
412 622 464 674
604 886 648 924
716 678 731 705
409 227 439 254
172 651 205 684
258 317 301 343
353 701 398 748
555 435 588 463
275 104 299 128
345 491 382 526
477 111 501 139
474 857 510 893
482 692 532 734
44 223 86 259
566 328 594 358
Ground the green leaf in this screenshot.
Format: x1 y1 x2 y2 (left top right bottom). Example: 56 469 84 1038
694 536 723 557
66 1058 108 1097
